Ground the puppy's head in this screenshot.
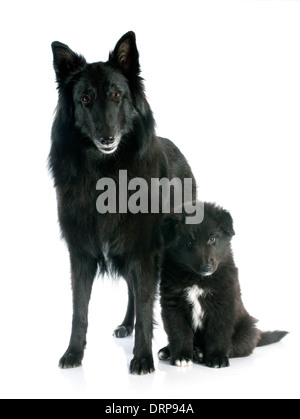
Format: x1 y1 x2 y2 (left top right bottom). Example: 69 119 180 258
161 202 235 277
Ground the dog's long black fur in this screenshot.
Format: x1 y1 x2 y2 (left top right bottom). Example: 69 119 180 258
158 203 288 368
49 32 195 374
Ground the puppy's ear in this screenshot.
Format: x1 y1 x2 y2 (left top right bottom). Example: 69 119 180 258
218 208 235 236
109 31 140 77
51 41 86 86
161 214 181 247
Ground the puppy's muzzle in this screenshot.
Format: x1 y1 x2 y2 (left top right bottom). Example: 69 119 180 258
199 264 214 276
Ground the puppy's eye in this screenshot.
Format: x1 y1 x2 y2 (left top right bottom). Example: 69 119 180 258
187 239 195 247
112 91 122 101
81 95 91 104
208 236 216 245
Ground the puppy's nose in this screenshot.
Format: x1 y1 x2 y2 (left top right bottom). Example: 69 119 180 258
100 136 114 145
199 264 213 274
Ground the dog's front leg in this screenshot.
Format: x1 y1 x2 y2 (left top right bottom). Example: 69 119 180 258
59 251 97 369
203 321 232 369
158 295 194 367
129 262 157 375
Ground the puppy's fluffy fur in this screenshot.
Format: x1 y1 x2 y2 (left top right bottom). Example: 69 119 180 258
158 202 288 368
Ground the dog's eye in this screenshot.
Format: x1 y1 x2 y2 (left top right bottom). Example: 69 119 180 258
81 95 91 104
187 239 195 247
112 91 122 101
208 236 216 245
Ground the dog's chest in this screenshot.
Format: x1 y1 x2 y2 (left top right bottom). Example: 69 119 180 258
185 285 206 331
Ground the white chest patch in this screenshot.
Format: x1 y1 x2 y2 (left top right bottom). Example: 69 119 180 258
185 285 205 331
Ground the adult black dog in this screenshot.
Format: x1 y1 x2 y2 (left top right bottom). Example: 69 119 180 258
49 32 195 374
158 203 288 368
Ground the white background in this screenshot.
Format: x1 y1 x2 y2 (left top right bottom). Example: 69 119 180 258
0 0 299 399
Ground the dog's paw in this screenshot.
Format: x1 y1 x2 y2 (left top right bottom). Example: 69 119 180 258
205 354 230 369
130 356 155 375
171 357 193 367
113 325 133 338
158 346 171 361
59 349 84 369
193 347 204 363
159 347 192 367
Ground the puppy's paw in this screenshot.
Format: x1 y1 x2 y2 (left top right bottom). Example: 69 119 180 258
158 346 171 361
130 355 155 375
59 349 84 369
113 325 133 338
205 354 230 369
172 357 193 367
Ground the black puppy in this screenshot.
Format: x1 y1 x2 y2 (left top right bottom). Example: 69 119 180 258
158 202 288 368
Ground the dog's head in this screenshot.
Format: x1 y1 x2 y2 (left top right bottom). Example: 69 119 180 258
162 202 235 277
51 32 152 156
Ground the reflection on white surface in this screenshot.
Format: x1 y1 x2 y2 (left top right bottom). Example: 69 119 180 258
1 279 297 399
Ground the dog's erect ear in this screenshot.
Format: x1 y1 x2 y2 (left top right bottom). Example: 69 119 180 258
51 41 86 85
109 31 140 77
218 208 235 236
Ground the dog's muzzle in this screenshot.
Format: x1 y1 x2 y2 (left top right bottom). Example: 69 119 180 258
199 264 215 277
93 135 121 154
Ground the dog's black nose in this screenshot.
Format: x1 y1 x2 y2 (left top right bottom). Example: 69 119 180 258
100 136 114 145
200 264 213 273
